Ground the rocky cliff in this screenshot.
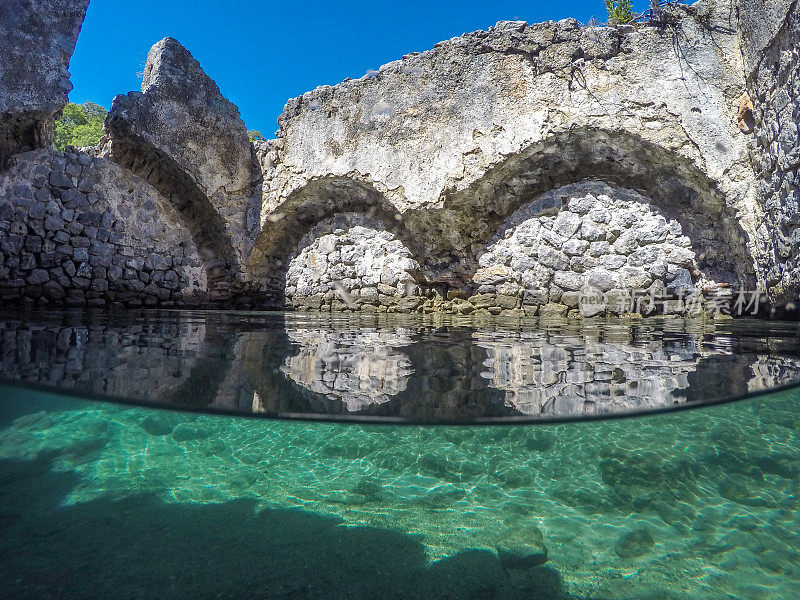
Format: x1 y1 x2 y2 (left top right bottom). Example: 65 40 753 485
0 0 90 162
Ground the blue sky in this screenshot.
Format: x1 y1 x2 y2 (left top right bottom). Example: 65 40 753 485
69 0 652 135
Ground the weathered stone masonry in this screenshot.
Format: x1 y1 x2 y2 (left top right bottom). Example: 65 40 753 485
0 0 90 162
0 148 206 307
1 0 799 314
738 0 800 304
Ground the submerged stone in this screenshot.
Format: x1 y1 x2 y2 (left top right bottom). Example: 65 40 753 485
614 528 655 558
496 544 549 569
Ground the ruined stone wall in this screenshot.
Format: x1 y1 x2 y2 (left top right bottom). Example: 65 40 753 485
105 37 262 284
738 0 800 304
0 312 210 402
255 0 766 294
0 0 90 161
0 148 207 307
246 0 781 314
2 0 798 314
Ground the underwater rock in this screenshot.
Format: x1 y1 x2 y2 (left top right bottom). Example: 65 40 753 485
496 544 549 569
598 450 701 509
524 431 555 452
350 477 385 502
139 414 176 436
717 477 770 507
496 525 549 569
171 422 211 442
614 528 655 558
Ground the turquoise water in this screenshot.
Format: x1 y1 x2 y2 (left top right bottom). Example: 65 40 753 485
1 384 798 599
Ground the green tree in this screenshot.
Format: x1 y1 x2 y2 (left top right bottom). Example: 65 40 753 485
53 101 108 151
247 130 265 142
605 0 634 24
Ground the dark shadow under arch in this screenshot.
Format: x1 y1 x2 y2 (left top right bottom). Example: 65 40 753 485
246 176 425 307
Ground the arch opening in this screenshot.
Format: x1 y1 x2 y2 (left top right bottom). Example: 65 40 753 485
247 177 425 309
403 127 756 293
471 181 717 315
108 134 241 299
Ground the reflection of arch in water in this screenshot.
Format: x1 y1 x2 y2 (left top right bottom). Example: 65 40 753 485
280 328 414 411
246 177 424 307
473 324 800 416
474 329 705 416
236 316 517 420
237 314 417 415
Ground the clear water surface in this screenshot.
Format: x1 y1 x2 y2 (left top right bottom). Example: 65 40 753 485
3 309 800 422
0 310 799 599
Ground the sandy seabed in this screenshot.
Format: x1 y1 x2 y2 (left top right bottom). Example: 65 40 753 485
0 384 798 599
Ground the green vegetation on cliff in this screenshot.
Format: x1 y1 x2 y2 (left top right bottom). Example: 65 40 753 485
605 0 634 24
247 130 265 142
53 102 107 151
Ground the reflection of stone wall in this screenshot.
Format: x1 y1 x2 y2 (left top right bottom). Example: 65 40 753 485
3 311 800 420
280 328 414 410
474 330 703 416
0 315 209 401
285 213 421 311
748 355 800 393
472 182 704 315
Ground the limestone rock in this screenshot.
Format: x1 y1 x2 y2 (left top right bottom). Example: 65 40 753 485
495 525 549 569
737 0 800 304
108 37 253 198
496 544 548 570
0 0 90 161
106 37 260 268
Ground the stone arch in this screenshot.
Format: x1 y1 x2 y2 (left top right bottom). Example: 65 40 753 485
404 127 756 290
246 176 424 308
107 134 241 298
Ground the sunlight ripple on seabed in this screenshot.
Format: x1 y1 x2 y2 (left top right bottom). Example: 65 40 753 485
1 383 799 599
